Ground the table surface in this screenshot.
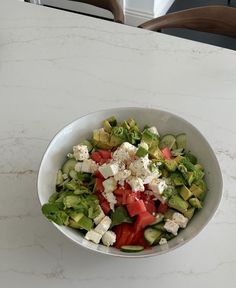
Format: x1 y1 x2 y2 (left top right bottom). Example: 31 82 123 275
1 1 236 287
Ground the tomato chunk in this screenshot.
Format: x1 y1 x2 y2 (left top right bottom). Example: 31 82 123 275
161 147 172 160
135 211 156 231
91 152 103 163
100 201 111 215
95 170 104 179
127 200 147 217
114 223 133 248
157 202 168 214
95 178 104 193
98 150 112 160
141 193 156 214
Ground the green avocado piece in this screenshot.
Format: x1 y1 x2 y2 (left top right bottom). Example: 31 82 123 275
69 211 84 222
136 143 149 157
168 195 189 213
189 184 205 200
170 172 186 186
179 185 193 201
183 207 195 219
164 159 178 172
149 145 164 161
189 198 203 209
103 120 112 133
164 208 176 220
77 215 93 231
105 116 117 127
63 195 81 208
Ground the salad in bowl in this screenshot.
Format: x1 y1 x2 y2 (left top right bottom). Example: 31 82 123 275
41 115 208 253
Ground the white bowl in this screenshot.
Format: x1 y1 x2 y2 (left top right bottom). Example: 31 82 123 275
37 107 223 258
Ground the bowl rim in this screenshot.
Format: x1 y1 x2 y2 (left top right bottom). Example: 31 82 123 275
37 106 223 258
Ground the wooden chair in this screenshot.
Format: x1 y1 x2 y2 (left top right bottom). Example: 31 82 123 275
138 6 236 38
68 0 124 23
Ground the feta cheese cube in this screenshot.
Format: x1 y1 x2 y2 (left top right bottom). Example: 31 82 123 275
127 176 145 192
148 179 168 196
164 219 179 236
85 230 102 244
103 177 117 193
129 156 150 179
93 206 105 225
172 212 189 228
75 159 98 173
159 238 168 245
103 191 117 211
148 126 159 136
94 216 111 236
98 163 119 179
73 144 89 161
112 142 137 164
114 169 131 185
102 231 116 247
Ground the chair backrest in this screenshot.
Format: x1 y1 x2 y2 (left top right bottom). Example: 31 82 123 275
138 6 236 38
69 0 124 23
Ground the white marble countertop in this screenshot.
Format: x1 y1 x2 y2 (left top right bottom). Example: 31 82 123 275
1 1 236 287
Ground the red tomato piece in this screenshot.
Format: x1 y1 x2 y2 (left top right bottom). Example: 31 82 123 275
95 170 104 179
157 202 168 214
127 200 147 217
95 178 104 193
91 152 103 163
141 193 156 214
114 187 125 196
98 150 112 160
161 147 172 160
114 223 133 248
126 193 137 204
101 201 111 215
135 211 156 231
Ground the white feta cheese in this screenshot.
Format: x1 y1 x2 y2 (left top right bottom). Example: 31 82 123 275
159 238 168 245
75 159 98 173
93 206 105 225
98 163 119 179
148 126 159 136
164 219 179 236
172 212 189 228
114 169 131 185
103 191 117 211
127 176 145 192
102 231 116 247
103 177 117 193
73 144 89 161
112 142 137 164
148 179 168 197
94 216 111 236
129 155 151 180
85 230 102 244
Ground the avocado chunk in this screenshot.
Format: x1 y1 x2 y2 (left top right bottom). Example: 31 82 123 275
136 143 149 157
183 207 195 219
164 159 178 172
189 197 203 209
168 195 189 213
105 116 117 127
92 128 112 149
142 129 159 147
69 211 84 223
149 145 164 161
63 195 81 208
190 184 205 200
179 185 193 201
170 172 186 186
109 134 123 147
164 208 176 220
77 215 93 231
103 120 112 133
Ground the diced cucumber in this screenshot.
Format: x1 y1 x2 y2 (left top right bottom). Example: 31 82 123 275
159 134 176 150
153 222 165 231
176 133 187 150
56 169 64 186
120 245 144 253
189 184 205 200
150 213 164 225
144 228 162 245
69 169 78 180
62 158 77 174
